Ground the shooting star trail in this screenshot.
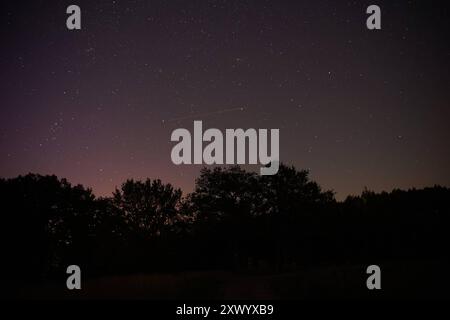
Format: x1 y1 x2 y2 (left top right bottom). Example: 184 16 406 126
162 106 246 124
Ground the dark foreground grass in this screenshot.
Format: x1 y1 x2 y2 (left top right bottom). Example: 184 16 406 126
17 260 449 300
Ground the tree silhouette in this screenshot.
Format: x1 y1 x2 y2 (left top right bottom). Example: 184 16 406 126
1 174 97 286
112 178 182 238
189 166 259 268
188 164 336 270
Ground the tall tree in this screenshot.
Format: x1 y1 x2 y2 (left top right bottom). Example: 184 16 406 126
112 179 182 237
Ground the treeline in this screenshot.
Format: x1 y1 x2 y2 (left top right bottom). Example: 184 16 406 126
1 164 449 288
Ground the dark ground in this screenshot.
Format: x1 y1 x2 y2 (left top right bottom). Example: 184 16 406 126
17 260 449 300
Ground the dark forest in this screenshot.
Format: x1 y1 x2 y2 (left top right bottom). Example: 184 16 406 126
2 164 449 299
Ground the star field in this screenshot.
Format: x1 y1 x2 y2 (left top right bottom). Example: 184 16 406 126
1 0 449 199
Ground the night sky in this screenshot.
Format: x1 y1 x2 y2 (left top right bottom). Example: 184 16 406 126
1 0 449 200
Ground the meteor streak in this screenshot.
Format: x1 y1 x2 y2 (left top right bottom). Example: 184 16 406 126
162 107 245 123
